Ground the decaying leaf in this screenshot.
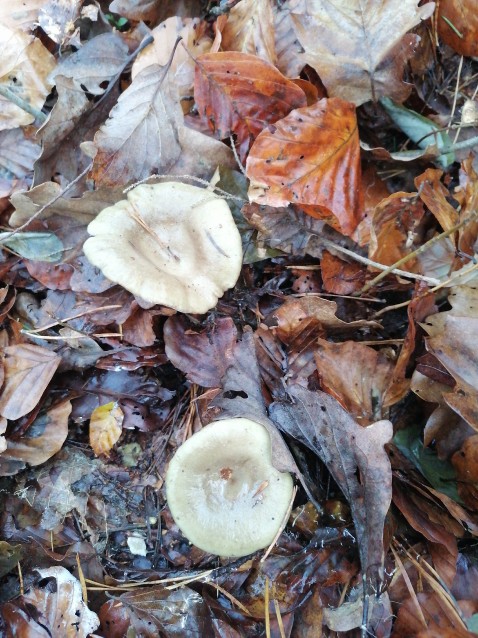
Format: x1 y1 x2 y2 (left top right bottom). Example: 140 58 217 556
247 98 363 236
0 400 71 476
0 25 55 130
438 0 478 57
164 315 238 387
221 0 277 66
89 401 124 456
195 51 306 159
287 0 435 105
0 344 61 420
270 385 393 589
0 566 99 637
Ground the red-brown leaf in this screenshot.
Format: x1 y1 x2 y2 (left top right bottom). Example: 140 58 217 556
246 97 364 236
194 51 306 159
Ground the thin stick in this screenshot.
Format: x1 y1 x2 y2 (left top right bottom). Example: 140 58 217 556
6 161 93 239
448 55 464 130
360 210 478 294
0 84 47 123
76 554 88 604
229 134 247 176
261 485 297 563
264 577 271 638
318 237 440 286
17 561 24 596
390 545 427 630
273 598 286 638
209 581 252 616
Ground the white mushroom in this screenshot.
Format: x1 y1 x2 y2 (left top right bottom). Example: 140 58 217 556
165 418 294 557
83 182 242 314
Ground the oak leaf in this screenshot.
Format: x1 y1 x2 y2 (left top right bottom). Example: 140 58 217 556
287 0 435 105
247 98 363 236
194 51 306 160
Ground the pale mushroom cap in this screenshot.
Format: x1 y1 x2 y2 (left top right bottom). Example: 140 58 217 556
165 418 294 557
83 182 243 314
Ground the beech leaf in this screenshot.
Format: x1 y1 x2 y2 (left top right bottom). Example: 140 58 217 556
287 0 435 105
0 344 61 420
194 51 306 159
270 385 393 588
247 98 363 236
89 401 124 456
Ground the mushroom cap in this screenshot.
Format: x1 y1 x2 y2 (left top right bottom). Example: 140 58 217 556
83 182 242 314
165 418 294 557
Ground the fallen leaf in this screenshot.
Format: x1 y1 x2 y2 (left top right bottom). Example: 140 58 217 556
415 168 460 233
38 0 82 44
194 51 306 160
438 0 478 57
0 25 55 130
247 98 364 236
0 566 99 637
0 1 45 31
0 128 40 179
132 16 212 98
164 315 238 387
270 385 393 588
320 250 365 295
221 0 277 66
89 401 124 456
287 0 435 105
0 400 71 476
49 32 129 95
90 63 182 186
0 344 61 420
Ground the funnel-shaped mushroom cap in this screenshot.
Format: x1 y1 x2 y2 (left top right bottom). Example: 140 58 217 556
165 418 294 557
83 182 242 314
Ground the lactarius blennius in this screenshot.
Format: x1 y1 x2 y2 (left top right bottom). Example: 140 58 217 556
165 418 294 557
83 181 242 314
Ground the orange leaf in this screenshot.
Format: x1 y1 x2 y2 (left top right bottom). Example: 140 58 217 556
438 0 478 57
0 344 61 420
246 98 364 236
89 401 124 456
194 51 306 159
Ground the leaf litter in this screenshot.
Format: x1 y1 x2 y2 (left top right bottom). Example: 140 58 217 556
1 1 478 637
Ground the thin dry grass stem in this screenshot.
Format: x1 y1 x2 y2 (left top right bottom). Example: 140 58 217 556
398 542 467 628
17 561 24 596
22 305 122 333
358 338 405 345
124 173 245 204
338 579 350 607
260 485 297 563
22 332 122 341
229 134 247 176
449 55 464 133
273 598 286 638
360 210 478 295
318 237 440 287
76 554 88 604
291 291 385 303
182 384 198 443
84 569 215 592
208 581 252 616
390 544 428 630
265 576 271 638
5 162 93 240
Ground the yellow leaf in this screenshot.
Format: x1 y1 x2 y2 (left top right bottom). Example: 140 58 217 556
89 402 123 457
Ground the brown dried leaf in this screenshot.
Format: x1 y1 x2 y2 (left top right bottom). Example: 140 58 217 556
194 51 306 159
415 168 460 233
438 0 478 57
164 315 237 387
221 0 277 66
89 401 124 456
0 566 99 637
247 98 363 236
422 286 478 431
320 251 365 295
270 385 393 587
0 344 61 420
0 25 55 130
0 400 70 476
90 64 182 187
287 0 435 105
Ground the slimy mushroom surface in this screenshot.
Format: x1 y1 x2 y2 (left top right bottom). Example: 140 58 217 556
165 418 294 557
83 181 242 314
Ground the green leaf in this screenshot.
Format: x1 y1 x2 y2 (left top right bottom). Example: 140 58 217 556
380 97 455 168
393 424 461 503
0 232 63 262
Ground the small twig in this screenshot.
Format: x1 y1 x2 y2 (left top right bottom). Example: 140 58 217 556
273 599 286 638
0 84 47 123
229 134 247 176
6 161 93 239
264 576 271 638
261 485 297 563
318 237 440 287
22 304 122 333
360 210 478 294
448 55 464 130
